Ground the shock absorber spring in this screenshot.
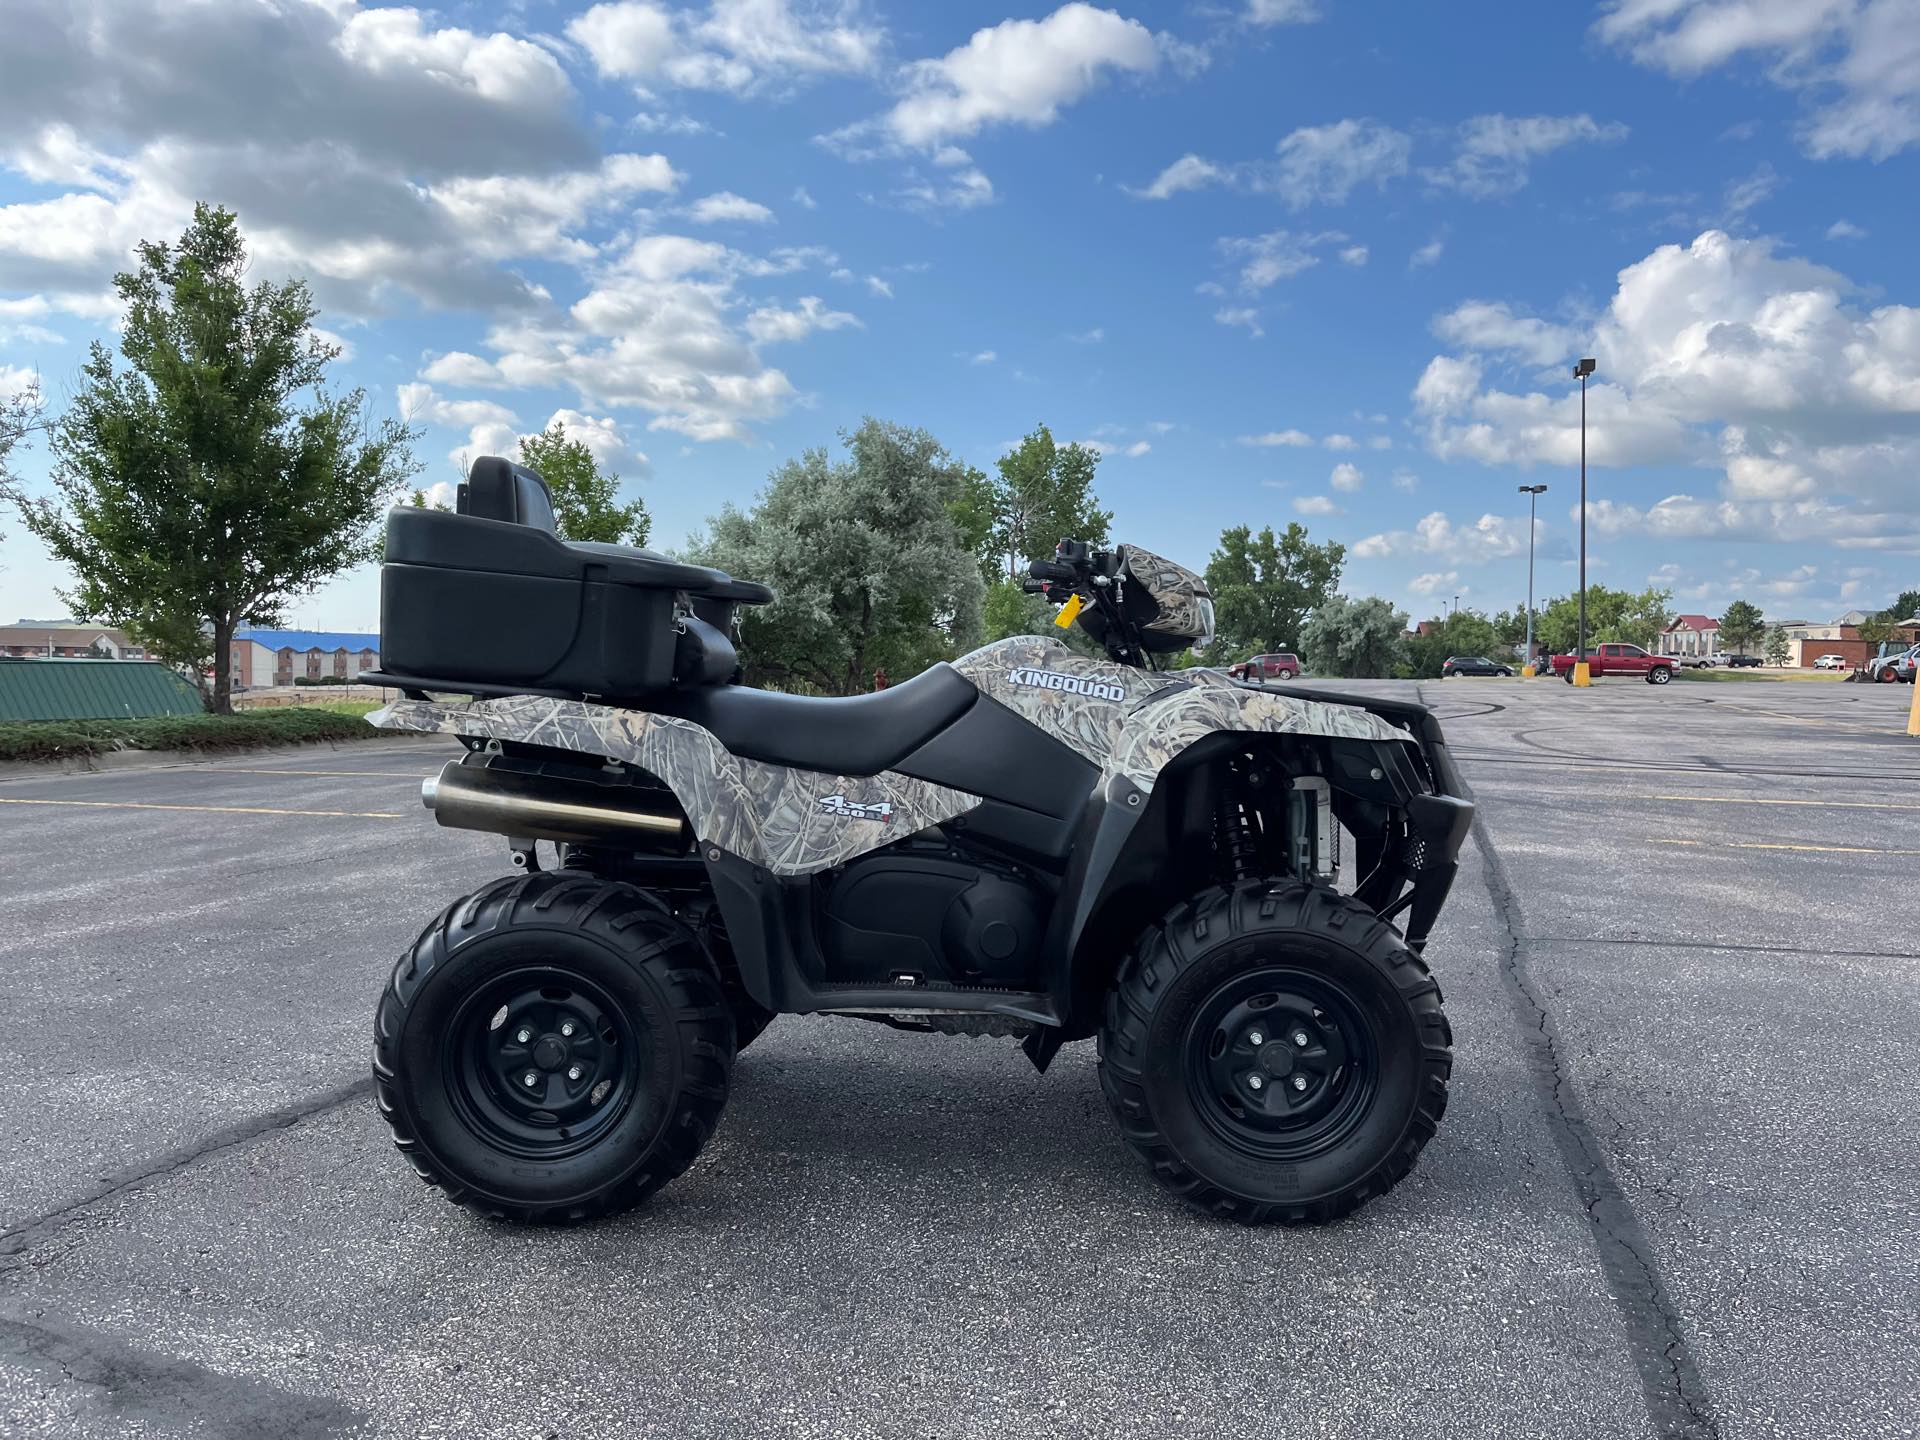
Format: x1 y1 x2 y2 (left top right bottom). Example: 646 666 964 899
1216 786 1258 880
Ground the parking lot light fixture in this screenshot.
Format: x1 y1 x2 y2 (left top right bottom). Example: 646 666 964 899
1519 485 1548 672
1572 358 1597 687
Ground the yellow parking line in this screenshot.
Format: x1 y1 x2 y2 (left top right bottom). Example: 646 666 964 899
1652 837 1920 856
1702 702 1909 736
1651 795 1920 812
0 798 402 819
192 768 426 778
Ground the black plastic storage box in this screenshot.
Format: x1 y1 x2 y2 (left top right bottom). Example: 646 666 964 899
377 458 768 700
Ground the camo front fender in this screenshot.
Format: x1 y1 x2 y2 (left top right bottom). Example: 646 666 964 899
951 636 1415 793
1107 677 1415 792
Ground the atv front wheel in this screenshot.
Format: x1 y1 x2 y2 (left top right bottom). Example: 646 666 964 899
373 872 734 1223
1099 882 1450 1224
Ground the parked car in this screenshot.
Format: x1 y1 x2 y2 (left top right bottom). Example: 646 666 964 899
1441 655 1513 677
1814 653 1848 670
1870 643 1919 683
1678 653 1718 668
1726 653 1764 668
1227 651 1303 681
1549 643 1676 685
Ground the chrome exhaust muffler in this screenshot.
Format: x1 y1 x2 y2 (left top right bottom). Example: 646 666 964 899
421 760 688 849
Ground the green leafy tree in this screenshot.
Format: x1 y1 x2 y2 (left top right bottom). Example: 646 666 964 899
408 488 448 511
689 419 984 693
16 205 418 712
1489 607 1529 650
0 377 46 550
517 421 649 546
1203 522 1345 662
1536 585 1674 654
960 424 1112 580
1856 609 1899 661
1764 624 1790 667
1893 589 1920 622
1406 609 1504 677
1301 594 1409 678
1718 598 1766 656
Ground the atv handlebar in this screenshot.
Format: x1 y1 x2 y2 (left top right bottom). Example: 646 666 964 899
1026 540 1155 671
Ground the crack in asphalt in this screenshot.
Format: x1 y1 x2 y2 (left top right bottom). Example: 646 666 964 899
0 1310 363 1438
0 1078 372 1267
1473 818 1721 1440
1527 934 1920 962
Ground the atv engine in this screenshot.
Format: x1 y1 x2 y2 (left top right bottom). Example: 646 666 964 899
816 846 1049 989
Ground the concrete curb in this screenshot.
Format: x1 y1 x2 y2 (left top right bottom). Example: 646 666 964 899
0 732 454 784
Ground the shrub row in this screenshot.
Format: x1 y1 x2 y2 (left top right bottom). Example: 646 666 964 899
0 708 383 762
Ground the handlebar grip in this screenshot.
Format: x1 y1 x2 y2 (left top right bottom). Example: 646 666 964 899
1028 560 1078 583
1020 578 1051 594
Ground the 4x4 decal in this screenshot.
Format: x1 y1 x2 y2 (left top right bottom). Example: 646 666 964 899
817 794 895 822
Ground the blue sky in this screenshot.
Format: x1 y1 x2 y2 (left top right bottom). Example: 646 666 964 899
2 0 1916 634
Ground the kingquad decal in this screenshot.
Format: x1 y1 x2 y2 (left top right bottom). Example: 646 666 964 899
1006 667 1127 702
817 794 894 822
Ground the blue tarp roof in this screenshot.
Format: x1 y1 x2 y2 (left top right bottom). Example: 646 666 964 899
236 629 379 652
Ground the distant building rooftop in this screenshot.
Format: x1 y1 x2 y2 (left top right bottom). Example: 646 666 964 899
235 628 379 652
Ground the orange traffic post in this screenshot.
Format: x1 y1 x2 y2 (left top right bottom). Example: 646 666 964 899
1572 660 1592 687
1909 675 1919 736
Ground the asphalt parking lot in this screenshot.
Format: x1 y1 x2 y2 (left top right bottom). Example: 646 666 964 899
2 679 1916 1439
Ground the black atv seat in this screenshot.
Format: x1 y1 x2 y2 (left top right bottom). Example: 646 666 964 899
377 456 772 699
656 663 977 777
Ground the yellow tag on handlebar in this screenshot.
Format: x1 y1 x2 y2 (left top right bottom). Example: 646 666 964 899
1054 593 1084 628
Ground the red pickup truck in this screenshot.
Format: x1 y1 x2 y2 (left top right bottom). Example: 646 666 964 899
1550 643 1675 685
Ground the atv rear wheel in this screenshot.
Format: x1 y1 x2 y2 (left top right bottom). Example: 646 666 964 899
1099 881 1450 1224
374 872 734 1223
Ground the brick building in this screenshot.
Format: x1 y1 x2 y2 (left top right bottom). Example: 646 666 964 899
1776 614 1920 669
230 629 380 687
0 622 148 659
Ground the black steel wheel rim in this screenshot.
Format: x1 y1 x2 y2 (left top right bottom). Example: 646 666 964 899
444 966 642 1160
1183 966 1380 1161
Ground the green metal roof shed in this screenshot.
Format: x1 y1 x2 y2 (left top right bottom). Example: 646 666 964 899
0 659 205 721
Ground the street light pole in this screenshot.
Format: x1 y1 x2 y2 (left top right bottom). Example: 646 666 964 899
1519 484 1547 669
1573 358 1596 683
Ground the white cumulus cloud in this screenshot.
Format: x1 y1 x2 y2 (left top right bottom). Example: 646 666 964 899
687 191 775 224
1412 228 1920 546
1595 0 1920 159
1425 114 1629 198
568 0 884 96
878 4 1162 150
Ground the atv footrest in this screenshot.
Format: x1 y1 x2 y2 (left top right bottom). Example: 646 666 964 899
805 984 1060 1028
